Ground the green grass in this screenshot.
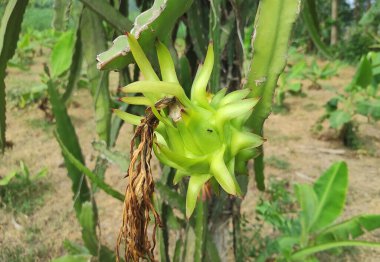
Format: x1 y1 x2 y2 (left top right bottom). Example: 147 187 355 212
0 225 50 262
241 179 297 260
28 118 54 133
272 104 290 114
0 246 26 262
0 245 50 262
303 102 319 112
0 175 49 214
265 156 291 170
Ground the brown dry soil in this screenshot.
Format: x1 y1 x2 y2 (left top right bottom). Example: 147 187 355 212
0 58 379 261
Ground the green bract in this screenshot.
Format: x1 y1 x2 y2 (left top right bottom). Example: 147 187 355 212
117 33 263 218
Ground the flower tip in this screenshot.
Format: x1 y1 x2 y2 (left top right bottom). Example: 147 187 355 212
125 31 130 36
209 40 214 45
117 97 123 102
111 108 116 113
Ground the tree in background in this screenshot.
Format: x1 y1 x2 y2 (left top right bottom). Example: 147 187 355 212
331 0 339 45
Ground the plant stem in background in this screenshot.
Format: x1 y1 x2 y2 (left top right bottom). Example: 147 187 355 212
0 0 29 153
52 0 67 31
209 0 222 93
79 0 133 33
81 8 111 146
331 0 339 45
47 78 92 216
302 0 332 58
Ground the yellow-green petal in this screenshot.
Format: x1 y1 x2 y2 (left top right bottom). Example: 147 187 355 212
186 174 212 218
156 40 179 83
126 33 159 81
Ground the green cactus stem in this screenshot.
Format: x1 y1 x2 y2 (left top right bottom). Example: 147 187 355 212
0 0 29 153
97 0 193 71
244 0 301 189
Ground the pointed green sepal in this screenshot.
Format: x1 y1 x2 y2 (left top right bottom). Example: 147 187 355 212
165 125 186 155
153 143 185 171
235 148 261 175
230 128 264 156
120 96 153 106
210 87 227 108
235 159 248 175
219 89 251 107
113 109 142 125
156 40 179 83
186 174 212 218
210 147 241 195
231 110 254 128
191 42 214 107
217 98 260 122
126 32 159 81
173 169 189 185
156 143 209 174
154 131 168 146
176 121 204 155
236 148 261 162
121 81 190 107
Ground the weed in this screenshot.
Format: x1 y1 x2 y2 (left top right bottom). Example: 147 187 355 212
0 242 51 262
7 84 48 108
274 61 306 110
241 179 298 261
25 225 42 243
0 161 49 214
243 163 380 261
314 52 380 148
0 246 25 262
304 59 342 89
27 118 54 133
265 156 291 170
303 103 319 112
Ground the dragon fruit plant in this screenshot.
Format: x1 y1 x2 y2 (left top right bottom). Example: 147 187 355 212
100 1 301 260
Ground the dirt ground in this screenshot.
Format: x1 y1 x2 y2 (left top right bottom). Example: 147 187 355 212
0 57 379 261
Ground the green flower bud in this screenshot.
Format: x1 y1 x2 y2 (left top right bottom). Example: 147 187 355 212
115 34 263 217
